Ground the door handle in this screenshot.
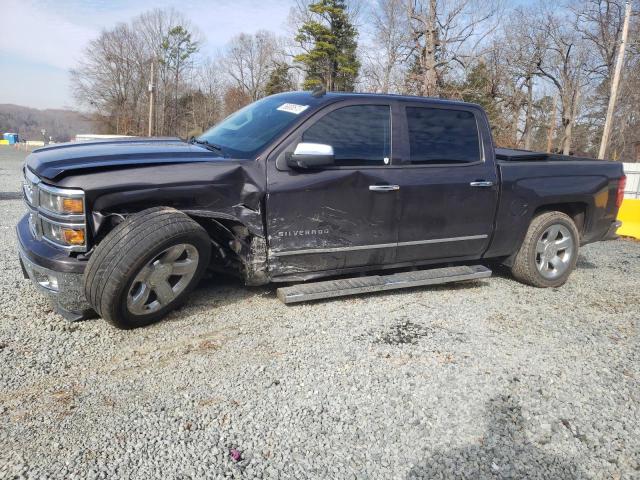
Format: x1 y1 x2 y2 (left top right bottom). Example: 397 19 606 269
469 181 494 187
369 185 400 192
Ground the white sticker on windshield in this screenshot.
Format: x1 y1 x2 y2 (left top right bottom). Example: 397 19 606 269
277 103 309 115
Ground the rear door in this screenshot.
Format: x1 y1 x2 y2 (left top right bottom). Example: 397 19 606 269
265 100 400 277
392 102 498 263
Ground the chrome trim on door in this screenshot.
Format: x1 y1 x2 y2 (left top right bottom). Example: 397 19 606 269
369 185 400 192
271 234 488 257
397 234 488 247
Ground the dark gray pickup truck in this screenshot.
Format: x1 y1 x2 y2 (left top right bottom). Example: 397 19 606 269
17 91 625 328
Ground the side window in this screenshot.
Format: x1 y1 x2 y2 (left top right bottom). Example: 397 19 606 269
302 105 390 166
406 107 481 164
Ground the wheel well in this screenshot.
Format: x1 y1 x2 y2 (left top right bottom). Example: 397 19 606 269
90 208 266 282
533 203 587 235
187 214 268 285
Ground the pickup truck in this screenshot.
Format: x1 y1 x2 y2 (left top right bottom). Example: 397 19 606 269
17 91 626 328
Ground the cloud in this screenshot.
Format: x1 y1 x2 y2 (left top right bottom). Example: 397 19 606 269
0 0 295 108
0 0 98 70
1 0 292 67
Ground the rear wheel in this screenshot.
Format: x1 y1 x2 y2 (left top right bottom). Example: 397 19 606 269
84 207 211 328
511 211 579 288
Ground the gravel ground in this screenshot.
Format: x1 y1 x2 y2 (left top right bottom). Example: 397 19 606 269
0 145 639 479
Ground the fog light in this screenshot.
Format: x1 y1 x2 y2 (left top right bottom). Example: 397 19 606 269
46 275 59 291
36 273 59 292
62 228 85 245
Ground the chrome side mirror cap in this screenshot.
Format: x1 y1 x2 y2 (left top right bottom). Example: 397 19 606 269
287 142 335 169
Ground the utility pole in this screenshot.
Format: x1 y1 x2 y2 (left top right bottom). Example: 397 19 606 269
148 61 155 137
598 0 632 159
546 94 558 153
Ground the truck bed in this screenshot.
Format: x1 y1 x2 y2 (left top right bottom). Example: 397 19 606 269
484 151 623 261
495 147 600 163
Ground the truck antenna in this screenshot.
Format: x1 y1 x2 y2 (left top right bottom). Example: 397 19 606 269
311 85 326 98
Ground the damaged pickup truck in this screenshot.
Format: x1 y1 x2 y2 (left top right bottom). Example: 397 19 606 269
18 91 625 328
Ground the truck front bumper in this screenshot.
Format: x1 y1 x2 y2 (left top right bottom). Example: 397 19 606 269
16 215 94 321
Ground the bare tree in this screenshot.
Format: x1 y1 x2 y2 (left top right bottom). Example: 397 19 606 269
534 8 591 154
361 0 410 93
224 31 280 101
72 8 203 137
71 23 147 135
134 9 202 135
406 0 501 96
501 7 547 149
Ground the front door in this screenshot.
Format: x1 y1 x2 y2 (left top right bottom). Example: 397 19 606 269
265 102 400 278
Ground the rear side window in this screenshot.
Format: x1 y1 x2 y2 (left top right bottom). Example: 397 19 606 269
302 105 390 166
406 107 480 164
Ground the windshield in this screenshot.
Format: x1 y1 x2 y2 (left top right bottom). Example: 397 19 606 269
197 95 312 159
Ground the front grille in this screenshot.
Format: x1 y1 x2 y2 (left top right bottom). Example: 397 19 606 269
22 167 87 252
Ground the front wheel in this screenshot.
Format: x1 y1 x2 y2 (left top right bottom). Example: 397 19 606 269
84 207 211 328
510 211 579 288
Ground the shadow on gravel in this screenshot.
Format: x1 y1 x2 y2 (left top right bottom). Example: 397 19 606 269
407 394 586 480
576 255 598 269
0 191 22 201
180 273 276 308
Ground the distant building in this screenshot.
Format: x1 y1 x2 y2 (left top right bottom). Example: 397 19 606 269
75 134 134 142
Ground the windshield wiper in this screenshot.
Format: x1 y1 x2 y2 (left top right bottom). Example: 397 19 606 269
189 138 224 155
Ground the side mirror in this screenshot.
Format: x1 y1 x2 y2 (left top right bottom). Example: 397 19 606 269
287 142 335 169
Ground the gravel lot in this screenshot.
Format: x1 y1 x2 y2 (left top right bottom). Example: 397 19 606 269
0 145 639 479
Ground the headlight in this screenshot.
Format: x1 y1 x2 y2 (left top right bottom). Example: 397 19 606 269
22 168 87 252
39 186 84 215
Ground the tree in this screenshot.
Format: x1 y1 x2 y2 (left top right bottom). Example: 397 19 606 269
459 60 505 141
535 9 591 155
360 0 409 93
224 31 280 100
294 0 360 91
160 25 199 135
501 8 548 150
71 23 147 135
406 0 500 97
71 8 203 137
264 62 295 95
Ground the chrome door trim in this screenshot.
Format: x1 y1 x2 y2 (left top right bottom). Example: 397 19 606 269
270 234 488 257
397 234 488 247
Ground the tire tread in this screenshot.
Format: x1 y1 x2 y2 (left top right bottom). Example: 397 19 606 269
511 211 579 288
84 207 210 327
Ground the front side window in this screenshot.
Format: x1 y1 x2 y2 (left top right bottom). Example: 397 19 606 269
302 105 391 166
406 107 481 164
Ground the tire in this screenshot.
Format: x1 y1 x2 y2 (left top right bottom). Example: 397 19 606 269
84 207 211 328
510 211 579 288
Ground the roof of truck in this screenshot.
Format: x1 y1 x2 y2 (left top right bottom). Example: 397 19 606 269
278 91 481 109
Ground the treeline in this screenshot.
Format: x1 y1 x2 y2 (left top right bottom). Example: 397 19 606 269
71 0 640 161
0 104 95 142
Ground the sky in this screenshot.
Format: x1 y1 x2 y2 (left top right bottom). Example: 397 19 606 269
0 0 294 109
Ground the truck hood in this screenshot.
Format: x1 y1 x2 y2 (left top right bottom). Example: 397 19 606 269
26 137 222 180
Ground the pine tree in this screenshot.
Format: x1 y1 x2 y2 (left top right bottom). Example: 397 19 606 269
294 0 360 91
460 62 508 144
264 63 295 96
160 26 199 134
